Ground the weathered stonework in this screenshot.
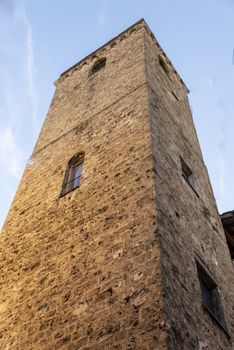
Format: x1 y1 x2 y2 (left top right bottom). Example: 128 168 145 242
0 19 233 349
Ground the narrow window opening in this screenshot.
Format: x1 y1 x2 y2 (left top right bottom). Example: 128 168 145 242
61 153 84 196
196 261 229 335
90 58 106 75
181 158 193 184
158 55 169 75
180 157 198 196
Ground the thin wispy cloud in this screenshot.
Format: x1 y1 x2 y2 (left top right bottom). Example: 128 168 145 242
16 3 38 127
0 0 38 228
206 77 214 89
97 0 108 25
217 148 225 202
0 69 14 122
0 127 23 179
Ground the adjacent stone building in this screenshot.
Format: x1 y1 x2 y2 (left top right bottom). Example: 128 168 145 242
0 19 233 350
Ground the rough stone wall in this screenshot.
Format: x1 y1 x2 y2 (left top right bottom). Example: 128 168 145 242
144 28 234 349
1 19 233 350
0 22 168 349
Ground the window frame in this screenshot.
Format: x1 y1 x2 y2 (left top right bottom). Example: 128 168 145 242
196 260 230 336
60 153 84 196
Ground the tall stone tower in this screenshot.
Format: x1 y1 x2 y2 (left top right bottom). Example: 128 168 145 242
0 19 233 350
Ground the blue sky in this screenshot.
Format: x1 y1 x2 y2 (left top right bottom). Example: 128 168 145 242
0 0 234 229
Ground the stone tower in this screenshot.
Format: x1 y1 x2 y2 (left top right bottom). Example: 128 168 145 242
0 19 233 350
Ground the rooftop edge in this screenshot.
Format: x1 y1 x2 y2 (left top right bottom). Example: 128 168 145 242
58 18 189 93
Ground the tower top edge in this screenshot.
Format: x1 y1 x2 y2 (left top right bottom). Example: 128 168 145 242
57 18 189 92
58 18 145 79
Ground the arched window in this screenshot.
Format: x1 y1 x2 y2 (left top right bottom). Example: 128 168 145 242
90 58 106 75
61 153 84 196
